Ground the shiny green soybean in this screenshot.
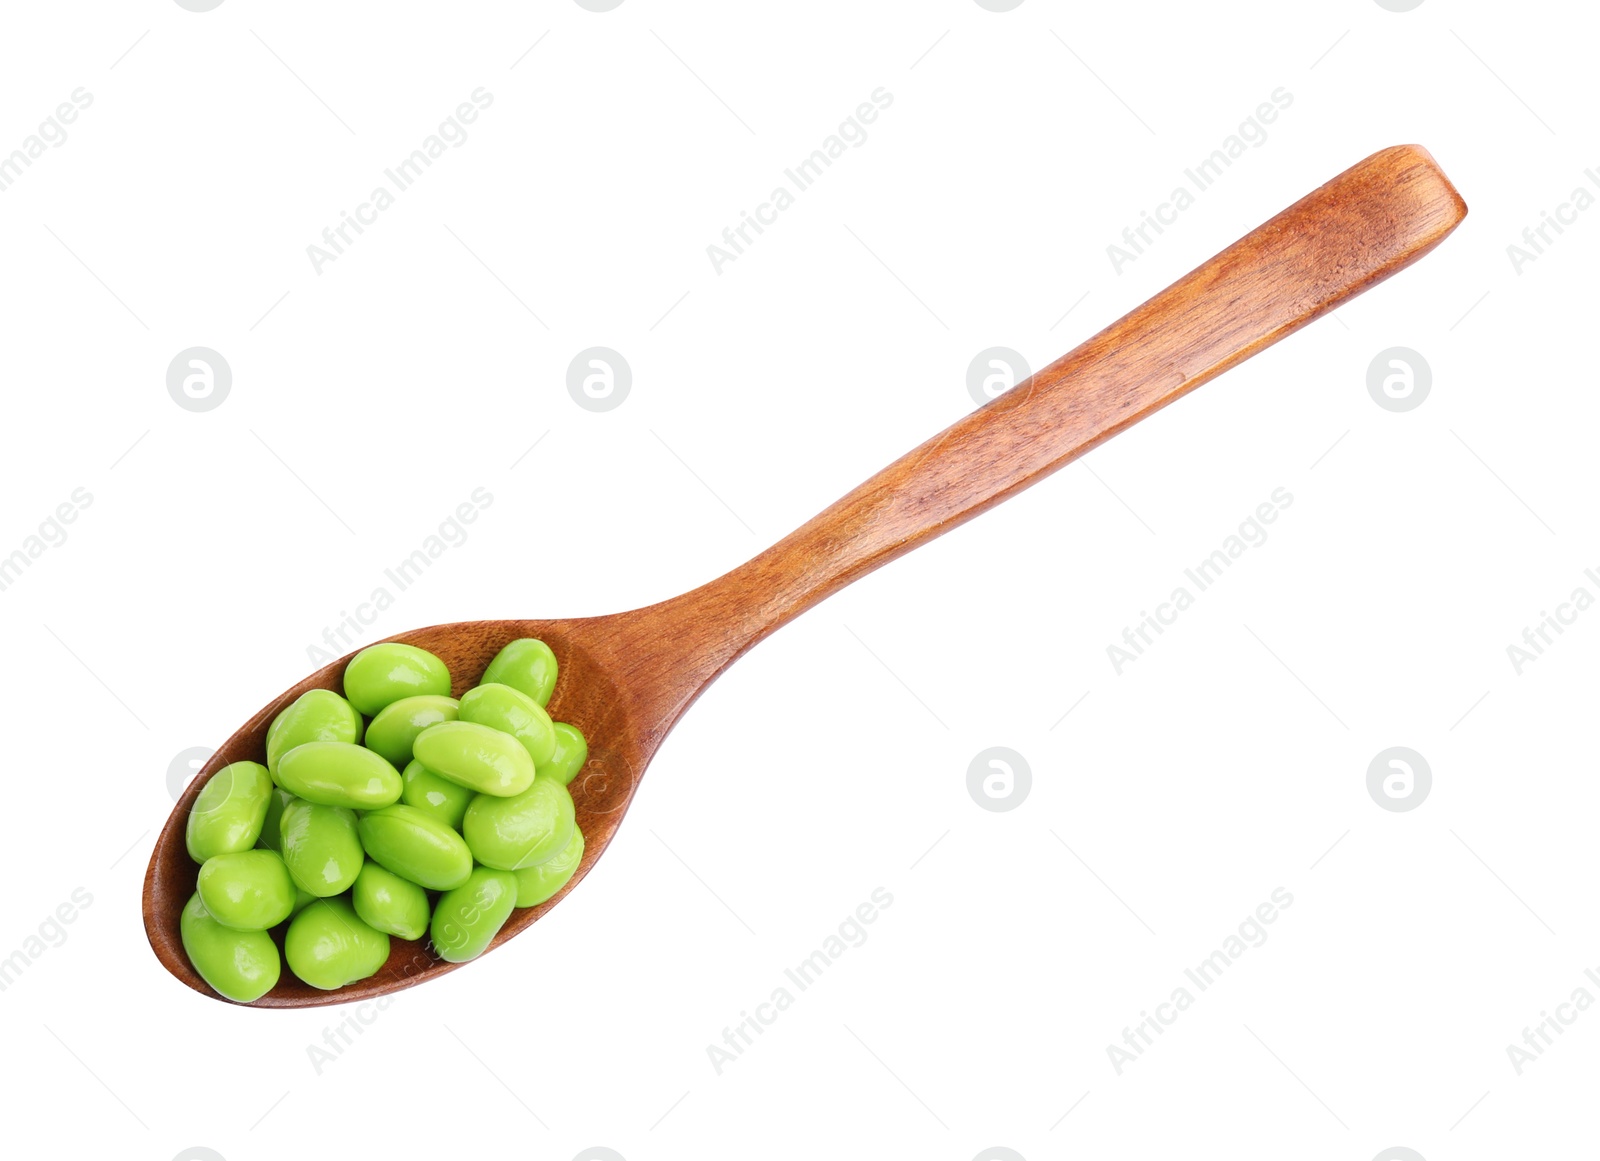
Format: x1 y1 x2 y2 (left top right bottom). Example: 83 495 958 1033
290 887 316 917
365 695 459 767
276 741 403 809
196 849 296 930
430 867 517 963
343 642 451 715
285 897 390 990
352 861 431 940
543 722 588 787
463 776 575 871
513 826 584 908
181 893 280 1002
280 799 363 897
401 759 474 830
357 803 473 890
266 689 362 777
413 720 535 797
481 638 558 707
187 761 274 863
255 787 295 853
459 683 556 766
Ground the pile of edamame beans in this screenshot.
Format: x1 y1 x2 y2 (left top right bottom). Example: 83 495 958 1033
180 638 587 1002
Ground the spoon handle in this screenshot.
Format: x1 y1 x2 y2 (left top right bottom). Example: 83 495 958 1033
657 145 1465 691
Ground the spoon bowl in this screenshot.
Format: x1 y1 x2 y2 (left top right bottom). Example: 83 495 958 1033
144 612 705 1007
144 144 1467 1006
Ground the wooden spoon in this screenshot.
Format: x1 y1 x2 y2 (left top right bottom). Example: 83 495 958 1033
144 144 1466 1007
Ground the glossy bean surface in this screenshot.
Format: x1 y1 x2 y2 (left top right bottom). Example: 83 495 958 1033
365 695 459 767
181 893 280 1003
352 861 431 940
196 849 296 930
279 799 363 897
458 683 556 766
276 741 403 809
342 642 451 715
463 776 575 871
542 722 588 786
513 826 585 908
266 689 362 777
481 638 558 707
187 761 274 863
285 896 391 990
357 803 473 890
255 787 295 853
412 721 535 797
400 759 474 830
430 867 517 963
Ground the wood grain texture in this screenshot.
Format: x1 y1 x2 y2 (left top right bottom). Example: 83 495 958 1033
144 144 1466 1006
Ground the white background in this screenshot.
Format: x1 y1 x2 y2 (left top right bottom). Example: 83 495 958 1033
0 1 1594 1158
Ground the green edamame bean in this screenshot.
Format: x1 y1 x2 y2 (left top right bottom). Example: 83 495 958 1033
255 787 295 853
430 866 517 963
412 720 535 797
276 741 403 809
356 803 473 890
462 776 575 871
343 642 451 716
181 893 280 1003
196 849 297 930
285 896 391 990
279 798 363 897
365 695 459 767
481 638 558 707
513 826 584 908
352 861 431 940
458 683 556 766
187 761 274 863
542 722 588 787
401 759 474 830
266 689 362 777
290 887 316 917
